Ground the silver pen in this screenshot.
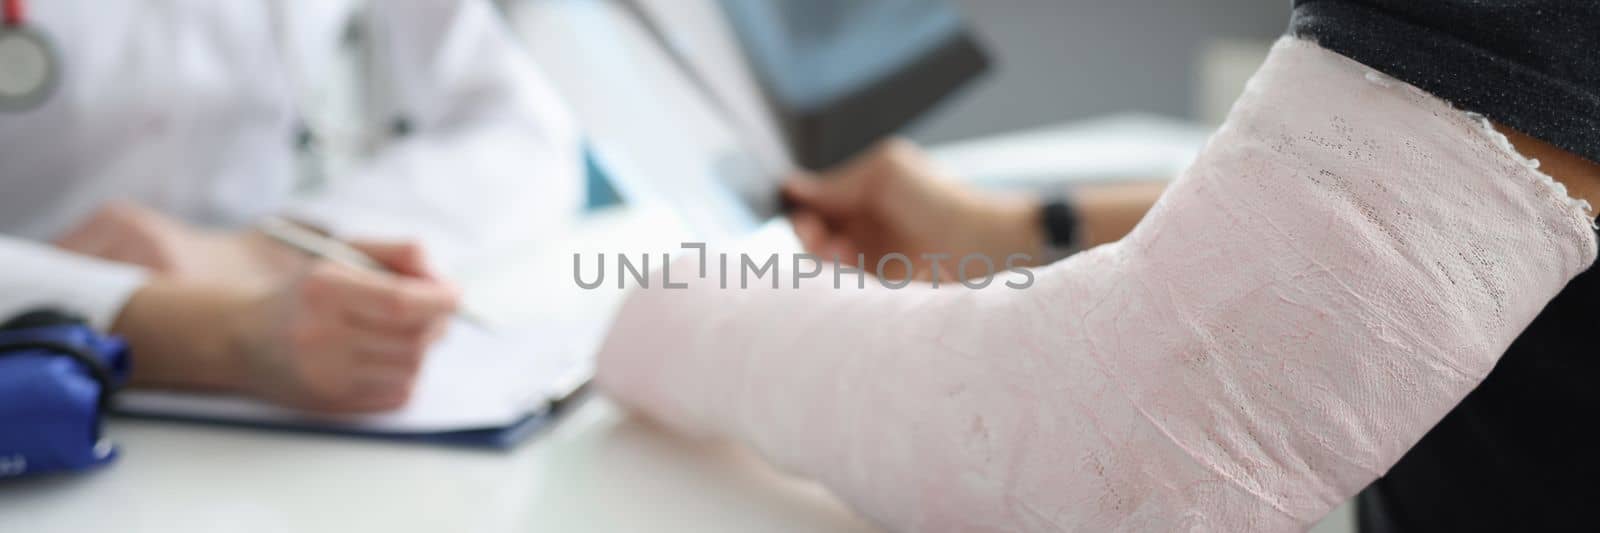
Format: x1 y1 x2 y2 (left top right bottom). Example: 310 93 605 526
255 216 494 331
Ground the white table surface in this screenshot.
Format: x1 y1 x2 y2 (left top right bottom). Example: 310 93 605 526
0 400 880 533
0 207 878 533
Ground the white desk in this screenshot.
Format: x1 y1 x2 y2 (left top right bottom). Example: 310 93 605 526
0 208 876 533
0 402 880 533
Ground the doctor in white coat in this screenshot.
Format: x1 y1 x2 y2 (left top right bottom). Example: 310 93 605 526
0 0 582 412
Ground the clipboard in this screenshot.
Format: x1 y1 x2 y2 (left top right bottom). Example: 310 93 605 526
118 384 592 450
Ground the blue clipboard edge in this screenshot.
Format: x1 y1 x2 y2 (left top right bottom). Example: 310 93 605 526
112 382 594 451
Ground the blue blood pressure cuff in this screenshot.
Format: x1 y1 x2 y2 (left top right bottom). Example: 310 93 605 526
0 310 130 479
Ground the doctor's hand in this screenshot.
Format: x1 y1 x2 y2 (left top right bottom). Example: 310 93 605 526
783 139 1045 281
115 243 459 413
232 255 459 412
55 201 302 287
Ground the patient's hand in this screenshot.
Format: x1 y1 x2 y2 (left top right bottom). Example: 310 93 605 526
783 139 1044 281
55 201 301 287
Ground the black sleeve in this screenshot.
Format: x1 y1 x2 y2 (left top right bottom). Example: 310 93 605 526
1289 0 1600 164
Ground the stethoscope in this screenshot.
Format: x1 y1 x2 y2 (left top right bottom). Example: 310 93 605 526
268 1 412 191
0 0 58 112
0 0 410 186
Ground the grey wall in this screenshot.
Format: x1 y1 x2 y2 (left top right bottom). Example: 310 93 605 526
911 0 1289 143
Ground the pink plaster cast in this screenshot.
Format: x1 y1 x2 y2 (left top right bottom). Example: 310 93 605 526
596 39 1596 531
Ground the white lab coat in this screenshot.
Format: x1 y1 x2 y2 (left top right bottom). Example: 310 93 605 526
0 0 582 329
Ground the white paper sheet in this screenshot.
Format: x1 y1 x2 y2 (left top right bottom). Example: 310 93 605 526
116 319 599 433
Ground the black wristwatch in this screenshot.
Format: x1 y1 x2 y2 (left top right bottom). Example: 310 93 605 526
1039 198 1083 263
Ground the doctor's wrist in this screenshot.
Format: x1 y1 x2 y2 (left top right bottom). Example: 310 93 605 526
237 229 314 282
114 280 252 392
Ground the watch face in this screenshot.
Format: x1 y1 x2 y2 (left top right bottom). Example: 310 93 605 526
0 26 59 112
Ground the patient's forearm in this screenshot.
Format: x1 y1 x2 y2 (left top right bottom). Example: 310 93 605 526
1072 181 1167 247
1053 116 1600 256
596 39 1596 531
1058 121 1598 252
